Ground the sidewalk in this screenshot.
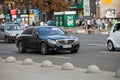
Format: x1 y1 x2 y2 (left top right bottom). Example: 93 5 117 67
64 27 109 35
0 59 119 80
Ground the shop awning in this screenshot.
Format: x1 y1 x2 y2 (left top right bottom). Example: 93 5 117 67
69 4 83 9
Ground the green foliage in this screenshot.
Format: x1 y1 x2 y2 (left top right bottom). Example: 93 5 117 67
32 0 71 14
0 11 3 15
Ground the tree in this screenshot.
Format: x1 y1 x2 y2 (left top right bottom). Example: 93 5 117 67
32 0 71 20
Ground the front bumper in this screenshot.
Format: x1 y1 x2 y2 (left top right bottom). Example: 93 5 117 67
47 42 80 52
7 36 16 41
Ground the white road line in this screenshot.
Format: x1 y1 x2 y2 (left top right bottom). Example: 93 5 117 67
100 51 120 55
87 44 106 47
0 51 15 54
47 56 71 59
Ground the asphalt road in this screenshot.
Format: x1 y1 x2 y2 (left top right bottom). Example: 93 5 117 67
0 34 120 72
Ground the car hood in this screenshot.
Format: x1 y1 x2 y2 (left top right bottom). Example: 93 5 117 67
40 35 76 40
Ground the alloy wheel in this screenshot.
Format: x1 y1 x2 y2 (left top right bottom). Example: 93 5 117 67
40 43 48 55
107 41 115 51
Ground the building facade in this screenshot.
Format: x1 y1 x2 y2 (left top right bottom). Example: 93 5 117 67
100 0 120 18
1 0 120 23
69 0 120 19
69 0 96 18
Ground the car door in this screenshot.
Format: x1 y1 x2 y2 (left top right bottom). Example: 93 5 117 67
21 28 33 48
115 23 120 46
112 23 120 47
116 31 120 46
31 28 41 49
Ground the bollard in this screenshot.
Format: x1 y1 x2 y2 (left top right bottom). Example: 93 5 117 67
61 62 74 70
23 58 34 65
41 60 53 67
5 56 16 63
86 65 101 73
115 69 120 78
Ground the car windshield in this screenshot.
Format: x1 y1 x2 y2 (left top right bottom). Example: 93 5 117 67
5 25 23 30
38 27 65 35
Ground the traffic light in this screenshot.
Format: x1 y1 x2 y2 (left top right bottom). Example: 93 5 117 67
102 0 112 4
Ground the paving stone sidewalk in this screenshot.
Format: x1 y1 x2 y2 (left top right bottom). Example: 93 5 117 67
0 60 119 80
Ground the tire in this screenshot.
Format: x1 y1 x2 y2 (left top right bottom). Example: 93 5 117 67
40 43 48 55
5 37 10 43
18 41 26 53
71 49 78 53
107 41 115 51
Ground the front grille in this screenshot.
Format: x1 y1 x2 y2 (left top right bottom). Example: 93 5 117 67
57 40 74 45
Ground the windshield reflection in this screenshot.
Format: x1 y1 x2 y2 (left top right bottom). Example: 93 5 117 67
38 27 65 35
5 25 23 30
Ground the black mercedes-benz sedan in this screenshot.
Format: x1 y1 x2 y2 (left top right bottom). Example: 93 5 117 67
16 26 80 54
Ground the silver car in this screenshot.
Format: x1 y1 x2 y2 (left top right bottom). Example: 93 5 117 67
0 24 23 43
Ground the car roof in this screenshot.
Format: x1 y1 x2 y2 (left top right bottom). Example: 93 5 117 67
4 24 19 26
115 21 120 23
27 26 57 29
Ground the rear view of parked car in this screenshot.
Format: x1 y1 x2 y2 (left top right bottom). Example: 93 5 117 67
16 26 80 54
0 24 23 43
107 22 120 51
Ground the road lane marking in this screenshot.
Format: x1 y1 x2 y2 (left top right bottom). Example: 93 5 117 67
47 56 71 59
100 51 120 55
0 51 14 54
87 44 106 47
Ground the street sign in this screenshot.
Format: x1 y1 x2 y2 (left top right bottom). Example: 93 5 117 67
102 0 112 4
34 9 39 16
83 0 90 16
105 9 116 18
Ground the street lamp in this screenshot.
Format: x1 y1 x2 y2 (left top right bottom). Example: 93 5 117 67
95 0 101 18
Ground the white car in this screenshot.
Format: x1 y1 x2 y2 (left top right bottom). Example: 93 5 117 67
107 22 120 51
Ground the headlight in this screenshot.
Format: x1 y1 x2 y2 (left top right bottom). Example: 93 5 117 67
75 38 78 42
48 40 57 44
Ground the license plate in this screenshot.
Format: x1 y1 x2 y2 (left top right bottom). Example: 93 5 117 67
62 45 71 48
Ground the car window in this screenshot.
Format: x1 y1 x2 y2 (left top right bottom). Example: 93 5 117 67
5 22 24 26
5 25 22 30
3 24 23 30
32 29 38 35
114 23 120 31
22 28 33 34
38 27 65 35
